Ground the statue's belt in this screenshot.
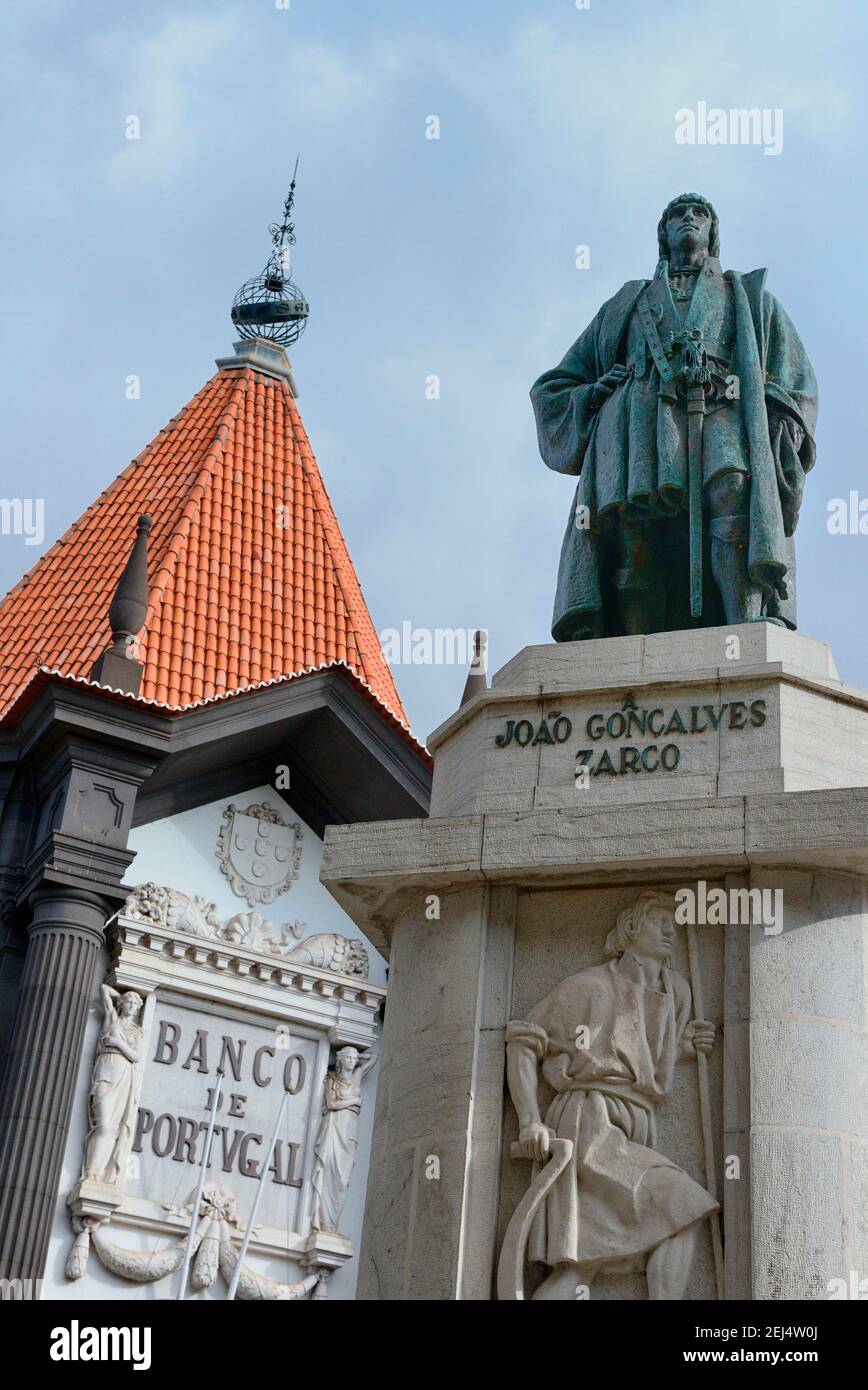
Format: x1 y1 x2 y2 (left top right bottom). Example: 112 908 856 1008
627 338 732 375
552 1078 658 1115
635 293 732 383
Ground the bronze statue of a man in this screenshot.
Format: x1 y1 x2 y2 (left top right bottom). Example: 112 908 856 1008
532 195 817 640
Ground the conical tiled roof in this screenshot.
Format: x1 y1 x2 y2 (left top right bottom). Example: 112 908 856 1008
0 347 408 727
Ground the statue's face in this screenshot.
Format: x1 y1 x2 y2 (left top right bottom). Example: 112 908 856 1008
631 905 676 961
119 994 141 1018
665 200 712 260
337 1048 358 1074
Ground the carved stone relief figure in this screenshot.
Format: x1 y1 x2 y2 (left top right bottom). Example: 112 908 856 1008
501 890 717 1300
310 1048 378 1232
81 985 144 1186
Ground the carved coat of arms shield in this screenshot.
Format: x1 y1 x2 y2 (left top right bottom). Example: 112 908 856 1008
217 803 303 908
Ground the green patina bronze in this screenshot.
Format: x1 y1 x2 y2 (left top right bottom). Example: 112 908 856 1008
532 195 817 640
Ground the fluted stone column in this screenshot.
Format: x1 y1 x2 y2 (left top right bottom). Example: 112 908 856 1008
745 868 868 1299
0 886 108 1290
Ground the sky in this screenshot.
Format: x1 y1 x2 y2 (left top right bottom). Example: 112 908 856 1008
1 0 866 742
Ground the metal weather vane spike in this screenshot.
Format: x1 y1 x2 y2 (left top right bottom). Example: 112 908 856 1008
268 157 300 255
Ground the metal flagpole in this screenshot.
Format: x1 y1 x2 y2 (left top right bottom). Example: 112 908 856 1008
686 923 725 1299
226 1087 290 1301
177 1067 224 1300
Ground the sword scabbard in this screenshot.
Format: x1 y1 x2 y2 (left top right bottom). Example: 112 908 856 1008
687 383 706 619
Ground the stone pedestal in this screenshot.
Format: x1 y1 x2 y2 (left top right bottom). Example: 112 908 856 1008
321 625 868 1301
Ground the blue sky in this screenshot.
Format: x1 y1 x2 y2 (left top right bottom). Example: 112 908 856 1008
1 0 865 740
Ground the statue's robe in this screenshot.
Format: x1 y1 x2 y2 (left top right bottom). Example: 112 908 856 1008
85 1023 141 1184
311 1070 362 1232
532 258 818 639
507 960 717 1273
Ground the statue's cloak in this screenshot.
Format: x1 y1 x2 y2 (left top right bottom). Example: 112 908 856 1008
531 265 817 639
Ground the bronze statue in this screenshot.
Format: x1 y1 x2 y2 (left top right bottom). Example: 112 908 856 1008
533 195 817 639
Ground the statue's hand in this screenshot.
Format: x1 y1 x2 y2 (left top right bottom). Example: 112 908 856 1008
516 1122 551 1163
591 364 629 406
686 1019 716 1055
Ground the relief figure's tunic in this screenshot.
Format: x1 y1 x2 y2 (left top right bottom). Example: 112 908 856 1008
507 960 717 1272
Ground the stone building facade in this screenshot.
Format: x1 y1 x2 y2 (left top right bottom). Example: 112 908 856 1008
0 337 430 1300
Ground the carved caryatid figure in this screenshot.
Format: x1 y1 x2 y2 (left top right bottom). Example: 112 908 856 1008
533 194 817 638
504 891 717 1300
310 1047 377 1232
81 986 144 1186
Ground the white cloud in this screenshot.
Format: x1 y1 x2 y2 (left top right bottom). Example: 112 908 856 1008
103 12 242 181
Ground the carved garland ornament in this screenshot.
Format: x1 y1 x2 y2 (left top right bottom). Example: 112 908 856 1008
122 882 369 977
67 1183 320 1300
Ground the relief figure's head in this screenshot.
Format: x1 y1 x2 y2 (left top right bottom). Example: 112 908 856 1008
335 1046 360 1075
118 991 144 1021
605 890 677 967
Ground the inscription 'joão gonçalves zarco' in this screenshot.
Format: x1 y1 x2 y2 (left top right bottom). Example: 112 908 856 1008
494 692 767 777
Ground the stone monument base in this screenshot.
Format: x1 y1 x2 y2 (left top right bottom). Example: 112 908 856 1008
321 625 868 1301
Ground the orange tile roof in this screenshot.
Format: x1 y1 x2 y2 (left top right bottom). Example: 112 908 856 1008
0 359 409 730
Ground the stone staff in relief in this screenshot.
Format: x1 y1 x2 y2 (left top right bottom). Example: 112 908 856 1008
686 921 725 1297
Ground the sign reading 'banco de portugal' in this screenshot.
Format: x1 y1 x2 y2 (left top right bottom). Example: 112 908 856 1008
494 692 767 778
128 999 321 1230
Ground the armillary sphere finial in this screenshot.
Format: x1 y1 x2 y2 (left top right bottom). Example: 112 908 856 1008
231 160 310 347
